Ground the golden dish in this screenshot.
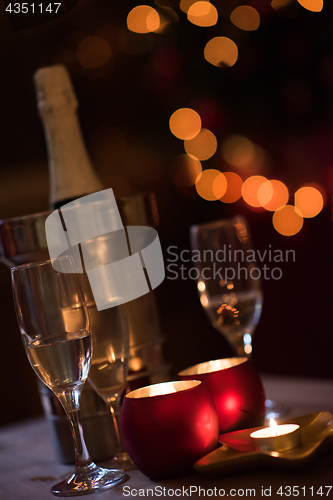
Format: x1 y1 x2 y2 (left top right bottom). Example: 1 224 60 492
194 412 333 476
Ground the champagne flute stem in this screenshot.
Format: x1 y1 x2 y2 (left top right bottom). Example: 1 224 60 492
55 387 94 469
228 335 250 358
109 396 127 458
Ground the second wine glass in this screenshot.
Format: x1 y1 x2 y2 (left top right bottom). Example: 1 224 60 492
190 216 263 357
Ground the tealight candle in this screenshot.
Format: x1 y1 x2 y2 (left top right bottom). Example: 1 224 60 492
120 380 219 479
250 419 301 452
179 357 265 433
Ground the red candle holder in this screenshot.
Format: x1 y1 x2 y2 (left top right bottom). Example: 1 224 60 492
120 380 219 479
179 358 265 434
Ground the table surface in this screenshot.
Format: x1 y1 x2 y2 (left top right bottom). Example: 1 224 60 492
1 375 333 500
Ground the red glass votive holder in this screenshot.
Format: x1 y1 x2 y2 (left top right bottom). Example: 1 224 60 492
179 358 265 434
120 380 219 479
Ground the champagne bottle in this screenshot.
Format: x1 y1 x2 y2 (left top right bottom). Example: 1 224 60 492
34 65 103 209
33 64 169 464
33 65 116 464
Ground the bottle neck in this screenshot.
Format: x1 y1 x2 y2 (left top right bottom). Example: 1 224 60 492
41 110 103 207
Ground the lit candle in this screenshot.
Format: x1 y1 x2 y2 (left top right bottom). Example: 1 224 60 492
250 419 301 452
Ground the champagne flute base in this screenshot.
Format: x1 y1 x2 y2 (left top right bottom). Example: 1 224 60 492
111 451 137 471
51 463 126 496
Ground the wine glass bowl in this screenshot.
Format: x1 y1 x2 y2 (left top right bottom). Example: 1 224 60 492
11 259 126 496
190 217 263 356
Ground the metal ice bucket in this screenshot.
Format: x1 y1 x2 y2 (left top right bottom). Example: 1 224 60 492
0 192 170 463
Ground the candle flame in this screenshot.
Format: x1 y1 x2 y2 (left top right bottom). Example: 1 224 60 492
270 418 278 436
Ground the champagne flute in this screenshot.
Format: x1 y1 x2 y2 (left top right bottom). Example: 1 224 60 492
11 259 126 496
86 304 134 470
190 216 263 357
190 217 286 418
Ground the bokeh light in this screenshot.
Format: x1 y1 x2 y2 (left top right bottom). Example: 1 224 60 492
273 205 303 236
170 154 202 186
180 0 208 13
294 186 324 218
96 25 122 55
184 128 217 160
196 169 227 200
204 37 238 68
271 0 296 10
218 172 243 203
153 7 179 33
221 135 264 171
258 180 289 211
127 6 160 33
212 173 229 201
271 0 299 18
241 176 267 207
187 2 218 27
305 183 327 206
230 6 260 31
169 108 202 140
76 37 112 69
200 295 208 307
244 345 252 354
297 0 323 12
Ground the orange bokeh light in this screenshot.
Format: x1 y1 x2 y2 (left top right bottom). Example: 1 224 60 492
196 169 227 200
221 135 264 171
304 183 327 206
171 154 202 186
297 0 323 12
76 37 112 69
204 37 238 68
230 6 260 31
271 0 295 12
294 186 324 218
153 7 179 34
273 205 303 236
127 6 160 34
188 2 218 27
184 128 217 161
218 172 243 203
180 0 208 13
241 176 267 207
169 108 202 140
258 180 289 211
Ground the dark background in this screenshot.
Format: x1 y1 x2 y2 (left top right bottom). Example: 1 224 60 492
0 0 333 425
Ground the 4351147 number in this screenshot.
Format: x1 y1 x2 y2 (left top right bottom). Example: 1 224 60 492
5 3 61 13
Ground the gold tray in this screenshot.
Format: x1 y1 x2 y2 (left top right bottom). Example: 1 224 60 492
194 412 333 476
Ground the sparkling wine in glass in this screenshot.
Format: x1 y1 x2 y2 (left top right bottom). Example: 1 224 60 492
190 216 263 357
11 258 126 496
